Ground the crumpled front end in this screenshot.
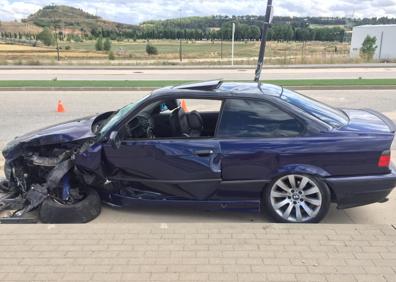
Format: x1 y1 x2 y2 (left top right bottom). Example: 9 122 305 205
0 141 92 217
0 113 111 221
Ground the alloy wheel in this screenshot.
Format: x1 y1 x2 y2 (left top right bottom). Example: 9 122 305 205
270 174 322 223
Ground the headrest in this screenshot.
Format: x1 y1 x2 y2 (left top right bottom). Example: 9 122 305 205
187 110 203 130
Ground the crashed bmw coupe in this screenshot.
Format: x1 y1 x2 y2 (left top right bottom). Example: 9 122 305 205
1 80 395 223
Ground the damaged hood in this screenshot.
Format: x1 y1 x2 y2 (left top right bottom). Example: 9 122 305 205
2 114 102 160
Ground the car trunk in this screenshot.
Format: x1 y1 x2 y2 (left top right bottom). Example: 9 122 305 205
337 109 395 175
340 109 396 134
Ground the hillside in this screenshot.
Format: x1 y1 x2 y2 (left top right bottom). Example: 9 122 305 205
23 5 137 35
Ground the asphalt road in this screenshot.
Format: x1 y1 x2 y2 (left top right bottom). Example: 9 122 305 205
0 89 395 224
1 67 396 80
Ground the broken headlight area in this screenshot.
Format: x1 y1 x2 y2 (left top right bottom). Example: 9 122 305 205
1 142 91 218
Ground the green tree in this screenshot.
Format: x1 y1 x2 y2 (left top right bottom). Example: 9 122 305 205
73 35 82 42
104 38 112 51
37 28 54 46
146 43 158 55
95 37 103 51
248 26 261 40
360 35 377 61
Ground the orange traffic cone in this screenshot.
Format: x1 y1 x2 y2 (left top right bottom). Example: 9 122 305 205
181 99 189 112
57 100 65 113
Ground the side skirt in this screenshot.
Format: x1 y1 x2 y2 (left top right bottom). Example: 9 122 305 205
99 190 261 212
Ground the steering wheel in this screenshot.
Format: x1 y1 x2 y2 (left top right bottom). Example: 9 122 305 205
127 115 155 139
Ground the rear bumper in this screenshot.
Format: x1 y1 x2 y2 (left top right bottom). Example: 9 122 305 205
325 166 396 209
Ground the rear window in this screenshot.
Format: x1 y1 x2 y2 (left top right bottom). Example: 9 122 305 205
280 89 348 128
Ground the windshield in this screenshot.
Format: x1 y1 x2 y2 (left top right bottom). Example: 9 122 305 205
280 89 349 128
98 94 150 136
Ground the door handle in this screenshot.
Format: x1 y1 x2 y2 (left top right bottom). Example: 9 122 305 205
194 149 214 157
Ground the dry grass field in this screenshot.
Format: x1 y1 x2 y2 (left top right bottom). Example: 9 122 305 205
0 43 107 62
0 43 48 51
0 21 42 34
0 39 359 65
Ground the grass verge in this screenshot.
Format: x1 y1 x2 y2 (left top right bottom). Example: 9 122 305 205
0 79 395 88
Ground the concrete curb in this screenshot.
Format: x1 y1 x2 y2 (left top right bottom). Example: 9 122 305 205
1 85 396 91
0 63 396 70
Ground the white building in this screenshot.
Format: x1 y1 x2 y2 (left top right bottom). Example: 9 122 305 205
350 24 396 60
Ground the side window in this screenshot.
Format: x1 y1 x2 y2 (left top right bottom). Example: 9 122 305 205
217 99 304 138
180 99 222 113
122 98 223 140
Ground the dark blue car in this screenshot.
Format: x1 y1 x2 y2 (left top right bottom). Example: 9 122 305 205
1 80 395 223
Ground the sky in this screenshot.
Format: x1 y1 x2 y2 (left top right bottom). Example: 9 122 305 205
0 0 395 24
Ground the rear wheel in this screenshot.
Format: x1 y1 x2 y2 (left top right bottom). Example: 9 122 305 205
263 174 330 223
39 187 101 223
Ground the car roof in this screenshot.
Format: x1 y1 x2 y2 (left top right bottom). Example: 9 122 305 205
151 80 283 99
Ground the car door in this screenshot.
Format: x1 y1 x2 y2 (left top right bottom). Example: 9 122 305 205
215 98 306 200
102 99 223 201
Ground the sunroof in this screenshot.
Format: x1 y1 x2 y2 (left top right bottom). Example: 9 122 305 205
173 80 223 91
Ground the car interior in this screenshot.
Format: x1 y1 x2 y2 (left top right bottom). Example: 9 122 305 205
120 99 221 140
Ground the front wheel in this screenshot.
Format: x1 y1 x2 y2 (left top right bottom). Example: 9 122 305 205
39 187 101 223
263 174 331 223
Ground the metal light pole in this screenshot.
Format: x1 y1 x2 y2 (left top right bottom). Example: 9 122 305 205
179 8 183 62
55 30 60 62
220 31 223 60
231 23 235 66
254 0 274 82
53 17 60 62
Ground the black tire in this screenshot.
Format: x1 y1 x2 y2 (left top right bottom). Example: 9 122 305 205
39 187 101 223
0 178 9 191
263 174 331 223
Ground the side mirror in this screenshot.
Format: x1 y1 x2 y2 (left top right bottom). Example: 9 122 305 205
109 131 121 150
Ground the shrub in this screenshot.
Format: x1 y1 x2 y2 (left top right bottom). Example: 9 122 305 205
146 43 158 55
108 51 115 60
37 28 54 46
360 35 377 61
73 35 82 42
104 38 112 51
65 45 71 50
95 37 103 51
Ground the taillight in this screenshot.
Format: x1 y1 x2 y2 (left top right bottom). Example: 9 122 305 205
378 151 391 168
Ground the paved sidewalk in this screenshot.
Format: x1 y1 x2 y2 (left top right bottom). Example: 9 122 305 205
0 223 395 281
